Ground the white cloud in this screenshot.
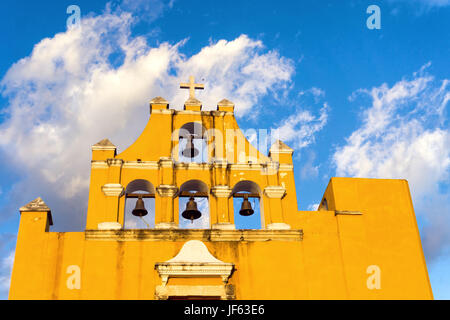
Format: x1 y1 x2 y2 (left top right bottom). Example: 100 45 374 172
0 250 14 296
301 152 319 180
389 0 450 8
333 65 450 260
273 103 329 151
0 9 294 230
307 203 319 211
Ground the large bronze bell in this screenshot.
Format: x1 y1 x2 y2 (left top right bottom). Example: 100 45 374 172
132 195 148 217
182 134 199 158
182 196 202 223
239 194 254 216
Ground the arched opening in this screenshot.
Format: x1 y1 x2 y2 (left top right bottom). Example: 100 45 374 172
232 181 262 230
178 180 209 229
178 122 208 163
124 179 155 229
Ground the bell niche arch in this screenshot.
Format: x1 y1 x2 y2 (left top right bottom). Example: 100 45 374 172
124 179 156 229
178 179 210 229
232 180 263 230
178 122 208 163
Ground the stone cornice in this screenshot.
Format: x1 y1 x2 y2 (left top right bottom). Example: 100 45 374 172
211 186 233 198
158 157 175 168
122 161 159 169
278 163 294 171
106 159 124 167
263 186 286 199
156 185 178 197
335 210 363 216
91 161 109 169
85 229 303 242
150 109 175 115
174 162 212 170
20 197 50 212
92 139 116 151
101 183 124 197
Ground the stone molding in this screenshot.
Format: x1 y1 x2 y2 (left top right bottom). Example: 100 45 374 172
211 186 233 198
155 222 179 229
278 163 294 171
122 161 159 169
263 186 286 199
266 223 291 230
92 139 116 151
20 197 51 212
155 284 234 300
212 158 228 168
155 240 234 286
156 185 178 197
269 140 294 155
158 157 174 168
335 210 363 216
150 109 175 115
91 161 109 169
211 223 236 230
174 162 212 170
85 229 303 242
150 96 169 105
106 158 124 167
98 222 122 230
101 183 124 197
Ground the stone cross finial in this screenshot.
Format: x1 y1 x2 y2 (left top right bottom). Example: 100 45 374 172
180 76 204 100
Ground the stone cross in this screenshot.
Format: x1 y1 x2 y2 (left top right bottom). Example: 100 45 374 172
180 76 204 100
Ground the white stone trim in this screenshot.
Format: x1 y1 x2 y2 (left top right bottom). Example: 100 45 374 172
155 241 235 293
101 183 124 197
91 161 109 169
155 222 179 229
229 163 264 171
122 161 158 169
156 185 178 197
211 186 233 198
20 197 50 212
266 223 291 230
263 186 286 199
158 157 175 168
155 285 234 300
278 164 294 171
174 110 203 115
85 229 303 242
92 145 116 151
156 264 234 284
97 222 122 230
211 223 236 230
175 162 212 170
151 109 175 115
335 210 363 216
106 159 124 167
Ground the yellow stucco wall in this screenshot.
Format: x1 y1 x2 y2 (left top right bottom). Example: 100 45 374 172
9 98 433 299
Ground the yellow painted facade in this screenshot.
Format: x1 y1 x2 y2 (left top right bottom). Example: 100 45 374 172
9 84 433 299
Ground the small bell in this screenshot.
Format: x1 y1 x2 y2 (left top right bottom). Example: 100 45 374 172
239 194 254 216
182 196 202 223
132 195 148 217
182 134 199 158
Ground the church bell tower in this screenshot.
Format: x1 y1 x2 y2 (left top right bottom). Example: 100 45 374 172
9 77 433 300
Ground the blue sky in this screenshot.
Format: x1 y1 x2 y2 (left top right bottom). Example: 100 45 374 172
0 0 449 299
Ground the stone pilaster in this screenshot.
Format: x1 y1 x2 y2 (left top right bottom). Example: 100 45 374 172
263 186 290 230
155 185 179 229
211 185 234 230
100 183 124 228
